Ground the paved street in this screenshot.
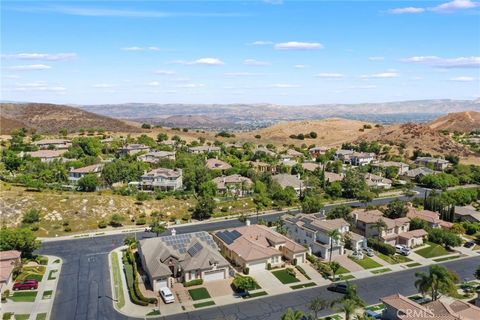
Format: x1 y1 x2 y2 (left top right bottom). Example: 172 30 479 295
36 186 479 320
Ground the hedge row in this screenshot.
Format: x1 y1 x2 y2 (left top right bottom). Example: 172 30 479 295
184 279 203 287
123 251 157 305
295 265 311 280
367 238 395 256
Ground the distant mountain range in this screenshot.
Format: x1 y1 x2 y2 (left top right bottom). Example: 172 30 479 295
78 99 480 129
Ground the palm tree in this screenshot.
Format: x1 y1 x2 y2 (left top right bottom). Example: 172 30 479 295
355 314 375 320
335 299 361 320
327 229 342 262
414 265 459 300
281 308 305 320
306 297 330 320
329 261 341 281
372 218 388 237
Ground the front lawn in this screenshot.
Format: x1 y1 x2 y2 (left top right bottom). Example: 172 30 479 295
337 274 355 281
188 288 211 301
433 255 463 262
271 269 300 284
336 266 350 274
8 291 38 302
349 256 382 269
415 242 450 258
193 300 215 308
14 315 29 320
376 252 412 264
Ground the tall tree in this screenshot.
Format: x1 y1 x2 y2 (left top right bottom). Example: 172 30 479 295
281 308 305 320
306 297 330 320
414 265 459 300
327 229 342 262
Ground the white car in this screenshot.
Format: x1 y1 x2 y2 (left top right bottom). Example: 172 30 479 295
395 245 411 256
160 287 175 304
350 250 364 260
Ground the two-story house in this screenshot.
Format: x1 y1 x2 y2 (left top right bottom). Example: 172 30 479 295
138 151 176 163
407 207 453 229
140 168 183 191
117 144 150 156
415 157 450 171
68 164 103 184
364 173 392 189
282 213 367 259
371 161 410 175
309 147 328 159
32 139 71 150
188 146 221 154
212 174 252 196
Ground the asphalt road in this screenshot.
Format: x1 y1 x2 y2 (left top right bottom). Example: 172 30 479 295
37 187 449 320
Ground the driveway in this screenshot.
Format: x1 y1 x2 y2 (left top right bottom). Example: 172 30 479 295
332 255 364 272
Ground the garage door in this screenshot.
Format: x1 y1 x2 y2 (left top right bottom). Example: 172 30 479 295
154 278 168 291
295 254 304 264
203 269 225 282
248 261 266 272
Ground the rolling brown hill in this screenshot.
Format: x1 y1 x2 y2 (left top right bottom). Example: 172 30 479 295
237 118 372 147
0 103 141 134
429 111 480 133
357 123 471 156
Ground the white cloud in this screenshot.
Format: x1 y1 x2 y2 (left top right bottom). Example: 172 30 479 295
176 83 205 88
7 81 66 92
249 40 273 46
361 72 399 78
170 58 224 65
269 83 301 88
224 72 267 77
316 73 344 79
274 41 323 50
430 0 479 13
147 46 161 51
402 56 480 68
147 81 161 86
154 70 176 75
294 64 308 69
449 76 477 81
369 56 385 61
388 7 425 14
122 46 161 51
1 53 77 61
6 64 52 71
92 83 116 88
244 59 271 66
348 85 377 89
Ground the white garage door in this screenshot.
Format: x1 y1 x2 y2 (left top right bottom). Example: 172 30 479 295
154 278 168 291
248 261 266 272
295 254 305 264
203 269 225 282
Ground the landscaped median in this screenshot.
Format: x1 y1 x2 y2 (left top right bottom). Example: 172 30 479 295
111 251 125 309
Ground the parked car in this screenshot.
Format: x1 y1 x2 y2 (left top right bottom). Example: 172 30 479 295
327 283 348 294
363 247 375 257
350 250 364 260
395 244 411 256
364 310 382 319
13 280 38 291
160 287 175 304
464 241 475 248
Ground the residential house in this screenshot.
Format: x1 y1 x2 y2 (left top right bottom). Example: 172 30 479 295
32 139 71 150
138 151 176 163
0 250 21 292
140 168 183 191
26 150 66 163
407 207 453 229
334 149 355 161
282 213 367 259
324 171 344 183
309 147 328 159
272 174 306 194
118 144 150 156
279 155 297 167
372 161 410 175
364 173 392 189
68 164 103 184
138 231 230 290
397 229 428 248
212 174 252 196
415 157 450 171
348 152 376 166
404 167 437 180
253 147 277 157
351 209 415 246
286 149 304 158
454 206 480 222
213 224 307 272
302 162 323 172
381 293 480 320
206 158 232 171
188 146 221 154
249 160 276 174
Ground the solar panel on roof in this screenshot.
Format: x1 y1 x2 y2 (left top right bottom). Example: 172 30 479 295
187 242 203 257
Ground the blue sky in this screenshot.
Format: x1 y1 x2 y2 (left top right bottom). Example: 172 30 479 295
1 0 479 105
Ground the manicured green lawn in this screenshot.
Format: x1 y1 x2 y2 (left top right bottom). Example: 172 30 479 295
406 262 422 268
337 274 355 281
35 314 47 320
415 242 450 258
188 288 211 301
291 282 316 290
336 266 350 274
14 315 29 320
242 291 268 299
371 268 392 274
376 252 412 264
42 290 52 299
433 255 463 262
193 300 215 308
349 256 382 269
111 252 125 309
9 291 38 302
271 269 300 284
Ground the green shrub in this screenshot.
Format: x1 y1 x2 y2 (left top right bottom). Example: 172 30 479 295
122 250 157 305
306 253 317 264
292 258 297 266
1 289 9 302
295 265 311 280
368 238 396 256
135 218 146 225
244 267 249 275
184 279 203 287
286 267 296 277
267 263 272 270
98 220 107 228
36 256 48 265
